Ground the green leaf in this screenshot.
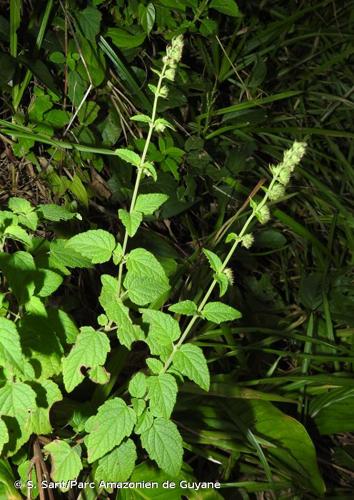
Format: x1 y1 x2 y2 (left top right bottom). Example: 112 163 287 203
35 269 63 297
95 439 137 483
63 327 110 392
129 372 147 399
4 225 31 246
69 174 89 207
135 409 154 435
8 197 32 214
135 193 169 215
201 301 242 323
0 420 8 456
203 248 222 272
173 344 210 391
141 310 181 345
50 239 92 271
0 318 27 379
168 300 197 316
146 358 164 374
118 209 142 237
77 101 100 126
44 441 82 483
99 275 144 349
140 417 183 476
84 398 136 463
107 28 146 49
88 365 110 385
147 374 177 419
66 229 116 264
210 0 240 17
131 114 151 124
0 382 37 455
138 3 155 34
215 272 229 297
38 204 77 222
44 109 70 128
115 148 141 167
0 251 36 303
76 6 101 41
28 380 62 435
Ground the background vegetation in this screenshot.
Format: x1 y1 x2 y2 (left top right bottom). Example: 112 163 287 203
0 0 353 498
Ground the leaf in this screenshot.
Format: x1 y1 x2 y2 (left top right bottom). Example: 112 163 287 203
77 101 100 126
0 251 36 303
140 417 183 476
99 275 144 349
28 380 62 435
4 225 31 246
49 239 92 271
135 409 154 435
0 382 37 455
88 364 110 385
129 372 147 399
210 0 241 17
168 300 197 316
0 419 8 455
38 204 77 222
118 209 142 237
310 388 354 435
146 358 164 374
201 301 242 323
35 269 63 297
84 398 136 463
8 197 32 214
44 109 70 128
115 148 141 167
203 249 222 273
44 441 82 483
76 6 101 41
138 3 155 34
135 193 169 215
147 374 178 419
95 439 137 483
0 318 27 379
63 327 110 392
66 229 116 264
131 114 151 124
107 28 146 49
173 344 210 391
141 309 181 345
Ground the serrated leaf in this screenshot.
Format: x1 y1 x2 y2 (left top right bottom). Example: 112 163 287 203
115 148 141 167
135 409 154 435
0 382 37 455
0 251 36 303
129 372 147 398
0 419 9 455
44 441 82 483
132 398 146 416
28 380 62 435
135 193 168 215
4 225 31 246
141 310 181 346
173 344 210 391
18 211 38 231
203 249 222 273
95 439 137 483
36 269 63 297
146 358 164 374
201 301 242 324
88 365 110 385
0 318 27 378
49 239 92 271
215 272 229 297
76 6 102 41
38 204 77 222
147 374 177 419
168 300 197 316
99 275 144 349
66 230 116 264
84 398 136 463
140 417 183 476
8 197 32 214
118 209 142 237
125 275 170 306
63 327 110 392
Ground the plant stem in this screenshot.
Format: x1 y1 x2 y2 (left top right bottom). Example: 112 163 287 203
117 62 168 295
162 175 278 373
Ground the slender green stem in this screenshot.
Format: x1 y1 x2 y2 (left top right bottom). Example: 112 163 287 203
117 62 168 295
161 175 279 373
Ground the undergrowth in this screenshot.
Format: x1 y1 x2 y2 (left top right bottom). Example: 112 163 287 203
0 1 353 499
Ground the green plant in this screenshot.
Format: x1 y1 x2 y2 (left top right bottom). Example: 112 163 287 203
0 32 325 499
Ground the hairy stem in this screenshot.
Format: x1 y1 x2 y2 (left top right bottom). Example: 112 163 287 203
117 63 168 295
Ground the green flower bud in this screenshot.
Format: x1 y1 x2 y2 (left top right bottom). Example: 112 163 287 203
255 205 271 224
242 233 254 249
268 183 285 201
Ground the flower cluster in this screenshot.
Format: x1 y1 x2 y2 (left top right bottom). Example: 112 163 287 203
163 35 184 81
